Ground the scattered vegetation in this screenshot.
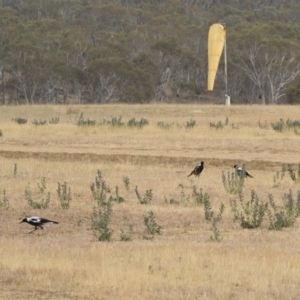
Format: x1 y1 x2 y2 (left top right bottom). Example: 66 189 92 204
273 165 286 187
271 118 300 133
77 117 96 126
230 190 268 229
157 121 174 129
185 119 196 129
203 193 214 221
286 163 300 183
90 170 111 206
222 171 244 194
32 119 47 126
25 184 51 209
13 117 27 124
143 211 162 240
267 191 300 230
258 120 268 129
209 118 230 130
205 201 225 243
37 176 47 193
123 176 130 191
135 186 153 204
57 182 72 209
91 202 113 241
109 186 125 203
120 229 132 242
0 129 2 137
49 117 60 124
101 116 124 127
209 121 224 129
127 117 149 128
192 186 209 205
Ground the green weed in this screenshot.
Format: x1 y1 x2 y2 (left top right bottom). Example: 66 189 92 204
135 186 153 204
91 202 113 241
143 211 162 239
230 190 268 229
57 182 72 209
222 171 244 194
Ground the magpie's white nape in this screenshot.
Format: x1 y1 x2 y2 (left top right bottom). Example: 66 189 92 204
20 216 59 234
233 165 253 178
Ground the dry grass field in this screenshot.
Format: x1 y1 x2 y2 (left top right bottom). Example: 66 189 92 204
1 104 300 299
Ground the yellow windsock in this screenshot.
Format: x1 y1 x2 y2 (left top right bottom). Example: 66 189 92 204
207 24 226 91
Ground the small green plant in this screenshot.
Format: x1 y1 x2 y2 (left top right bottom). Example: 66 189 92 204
77 118 96 126
206 202 225 242
14 163 17 177
25 184 50 209
135 186 153 204
286 163 300 183
273 165 286 187
90 170 111 206
0 189 9 208
267 191 300 230
192 186 209 205
49 117 60 124
123 176 130 191
222 171 244 194
91 202 113 241
258 120 268 129
101 116 124 127
230 190 268 229
271 118 285 132
127 117 149 128
57 182 72 209
32 119 47 126
164 196 180 205
286 119 300 131
13 117 27 124
120 228 132 241
209 121 223 129
157 121 174 129
177 183 190 204
109 186 124 203
0 129 2 137
143 211 162 239
37 177 47 193
225 117 229 126
203 194 213 221
185 119 196 128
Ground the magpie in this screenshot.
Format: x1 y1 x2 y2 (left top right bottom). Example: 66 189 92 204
234 165 253 178
20 216 58 234
188 161 204 177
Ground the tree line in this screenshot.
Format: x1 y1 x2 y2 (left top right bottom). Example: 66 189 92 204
0 0 300 105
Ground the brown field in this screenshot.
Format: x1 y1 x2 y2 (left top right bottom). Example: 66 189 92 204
1 104 300 299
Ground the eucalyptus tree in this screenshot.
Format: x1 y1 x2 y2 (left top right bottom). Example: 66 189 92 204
229 22 300 104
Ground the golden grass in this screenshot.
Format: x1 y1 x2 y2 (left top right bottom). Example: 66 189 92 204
1 104 300 299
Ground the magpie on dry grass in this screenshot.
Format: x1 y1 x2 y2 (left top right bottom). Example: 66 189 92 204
234 165 253 178
20 216 58 234
188 161 204 178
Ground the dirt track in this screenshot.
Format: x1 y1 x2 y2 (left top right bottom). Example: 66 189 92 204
0 149 289 170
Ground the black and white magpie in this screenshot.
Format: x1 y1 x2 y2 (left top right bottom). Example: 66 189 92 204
234 165 253 178
20 216 58 234
188 161 204 177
